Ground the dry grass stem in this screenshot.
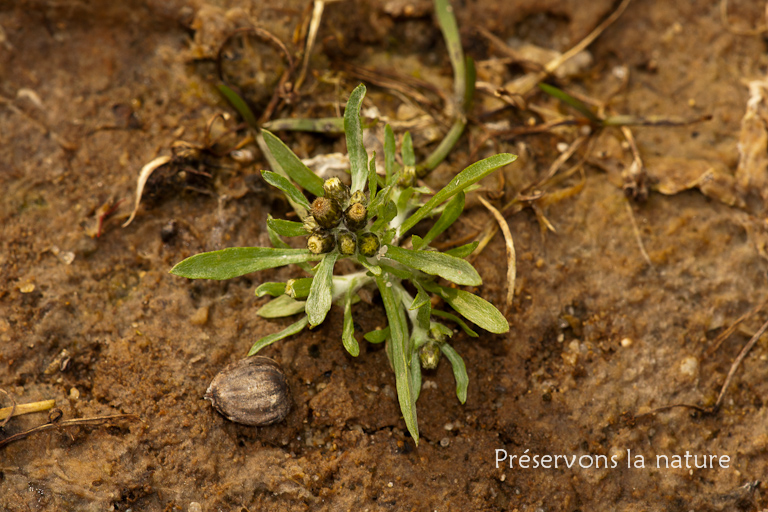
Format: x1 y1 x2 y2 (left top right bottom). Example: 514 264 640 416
478 196 516 309
623 198 653 268
0 398 56 422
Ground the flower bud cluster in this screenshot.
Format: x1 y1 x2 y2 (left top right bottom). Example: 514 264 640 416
305 178 380 257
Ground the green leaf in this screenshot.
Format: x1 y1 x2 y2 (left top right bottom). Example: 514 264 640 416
356 253 382 276
217 83 258 129
434 0 466 106
342 285 360 357
370 200 398 232
384 244 482 286
345 84 368 194
266 218 308 238
400 153 516 235
401 131 415 166
170 247 321 280
285 277 313 299
430 322 453 339
444 241 479 259
368 152 378 199
262 129 325 197
376 276 418 444
538 82 602 125
261 171 311 210
248 316 309 356
257 294 306 318
414 191 464 250
255 282 286 297
411 351 422 402
431 308 478 337
422 282 509 333
384 124 395 183
378 262 413 280
411 235 425 249
364 326 390 343
411 281 431 331
306 252 339 327
440 343 468 403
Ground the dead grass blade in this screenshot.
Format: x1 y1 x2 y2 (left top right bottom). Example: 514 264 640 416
0 410 138 449
122 155 172 228
477 196 516 309
0 396 55 423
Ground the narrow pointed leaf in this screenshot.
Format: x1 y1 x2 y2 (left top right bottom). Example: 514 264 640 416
342 286 360 357
370 200 398 232
434 0 466 105
257 294 307 318
411 281 431 331
440 343 468 403
170 247 320 280
255 282 287 297
431 309 478 337
423 281 509 333
262 129 325 197
248 316 309 356
384 124 396 182
402 132 415 166
262 117 345 133
376 275 418 444
267 218 308 237
538 82 602 125
411 351 422 402
261 171 311 210
217 84 258 128
414 191 464 250
306 252 339 327
345 84 368 193
384 244 481 286
445 241 479 259
400 153 516 235
368 152 378 198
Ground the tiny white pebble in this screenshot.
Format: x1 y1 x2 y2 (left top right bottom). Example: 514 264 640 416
556 142 569 153
620 337 633 347
387 482 393 488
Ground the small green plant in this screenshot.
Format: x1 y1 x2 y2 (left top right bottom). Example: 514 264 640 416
171 85 516 443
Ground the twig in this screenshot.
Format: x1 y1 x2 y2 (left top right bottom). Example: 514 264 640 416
623 197 653 268
295 0 325 91
0 410 138 449
478 196 516 310
705 296 768 357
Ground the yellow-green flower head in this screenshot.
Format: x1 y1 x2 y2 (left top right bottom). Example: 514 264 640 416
344 202 367 232
323 177 350 204
419 341 441 370
357 232 380 258
337 231 357 256
307 232 335 254
311 197 342 229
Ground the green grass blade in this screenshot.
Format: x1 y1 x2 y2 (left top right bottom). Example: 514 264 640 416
345 84 369 194
422 281 508 333
342 286 360 357
538 83 602 125
255 282 287 297
262 129 325 197
257 294 307 318
400 153 516 235
306 251 339 327
376 275 419 444
440 343 468 403
261 171 311 210
402 132 415 167
170 247 321 280
413 191 464 250
434 0 466 104
266 218 308 238
217 84 258 129
248 316 309 356
384 244 481 286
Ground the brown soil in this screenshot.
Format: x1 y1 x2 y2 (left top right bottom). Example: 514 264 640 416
2 0 768 510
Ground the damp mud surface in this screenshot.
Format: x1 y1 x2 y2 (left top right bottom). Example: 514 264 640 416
2 0 768 510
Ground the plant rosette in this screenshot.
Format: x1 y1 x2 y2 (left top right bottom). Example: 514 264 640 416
171 84 517 444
